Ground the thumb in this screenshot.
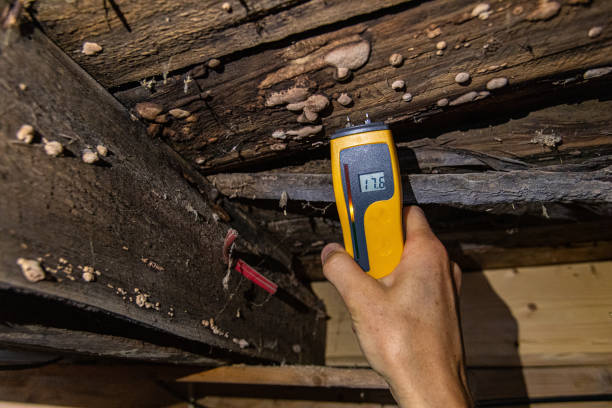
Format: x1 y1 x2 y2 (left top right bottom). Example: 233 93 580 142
321 243 379 309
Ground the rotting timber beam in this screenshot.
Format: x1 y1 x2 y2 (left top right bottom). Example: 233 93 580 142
0 23 324 364
105 0 612 172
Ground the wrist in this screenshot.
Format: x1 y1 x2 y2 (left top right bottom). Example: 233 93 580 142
385 363 471 408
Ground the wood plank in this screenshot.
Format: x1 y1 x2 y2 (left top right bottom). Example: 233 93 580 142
176 364 612 404
207 166 612 206
176 399 612 408
0 363 194 408
111 0 612 172
0 24 323 363
312 261 612 367
33 0 414 88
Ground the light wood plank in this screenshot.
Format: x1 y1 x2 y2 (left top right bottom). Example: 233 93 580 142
313 261 612 367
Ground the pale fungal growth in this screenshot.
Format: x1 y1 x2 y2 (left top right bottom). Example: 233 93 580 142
583 67 612 79
96 144 109 156
478 10 492 20
301 109 318 122
455 72 471 84
279 191 288 215
271 130 287 140
335 67 350 81
526 0 561 21
286 125 323 140
391 79 405 91
232 338 249 349
449 91 478 106
17 258 45 282
530 130 562 148
221 2 231 12
208 58 221 68
401 93 413 102
324 40 371 79
270 143 287 151
169 108 190 119
486 77 508 90
82 149 99 164
135 102 163 121
82 271 95 282
435 50 444 56
18 83 27 91
475 90 490 100
135 293 148 307
471 3 490 17
437 98 449 107
426 27 441 39
588 26 603 38
337 93 352 106
81 42 102 56
44 141 63 157
265 87 310 107
286 102 306 112
303 94 329 113
16 124 34 143
436 41 447 50
389 53 404 67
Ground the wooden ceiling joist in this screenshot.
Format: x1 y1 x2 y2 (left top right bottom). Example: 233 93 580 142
0 22 324 364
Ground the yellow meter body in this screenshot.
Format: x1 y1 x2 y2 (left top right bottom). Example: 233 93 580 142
330 120 404 279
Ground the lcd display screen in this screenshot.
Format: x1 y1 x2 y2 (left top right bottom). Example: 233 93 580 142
359 171 386 192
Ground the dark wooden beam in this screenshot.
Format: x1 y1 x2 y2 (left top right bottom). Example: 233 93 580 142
207 166 612 206
0 24 323 364
32 0 416 88
107 0 612 172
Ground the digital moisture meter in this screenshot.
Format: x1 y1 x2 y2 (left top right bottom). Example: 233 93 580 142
330 115 404 279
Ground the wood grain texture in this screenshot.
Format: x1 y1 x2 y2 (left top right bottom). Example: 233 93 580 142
110 0 612 172
312 261 612 367
33 0 414 87
176 364 612 404
0 26 323 364
207 166 612 205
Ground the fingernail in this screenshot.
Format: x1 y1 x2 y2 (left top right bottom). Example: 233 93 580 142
321 243 343 265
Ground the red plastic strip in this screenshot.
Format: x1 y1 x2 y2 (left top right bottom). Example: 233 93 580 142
234 259 278 294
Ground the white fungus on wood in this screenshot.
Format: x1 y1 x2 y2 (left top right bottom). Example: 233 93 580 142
401 93 413 102
302 109 318 122
96 144 109 156
221 2 232 12
208 58 221 68
286 102 306 112
271 130 287 140
526 0 561 21
169 108 190 119
471 3 491 17
265 87 310 107
303 94 329 113
583 67 612 79
81 42 102 56
389 53 404 67
337 93 352 106
455 72 470 84
135 102 163 121
324 40 371 79
588 26 603 38
16 124 34 143
449 91 478 106
391 79 405 91
436 41 447 50
82 271 95 282
486 77 508 90
437 98 449 107
335 67 351 81
82 149 99 164
286 125 323 140
44 141 63 157
17 258 45 282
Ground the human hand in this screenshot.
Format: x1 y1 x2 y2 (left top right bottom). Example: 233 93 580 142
321 206 471 407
